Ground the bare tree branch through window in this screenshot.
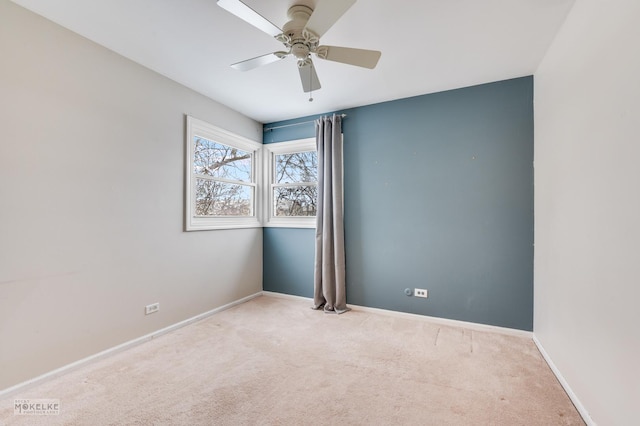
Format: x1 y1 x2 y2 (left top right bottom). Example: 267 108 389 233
193 137 253 216
274 151 318 217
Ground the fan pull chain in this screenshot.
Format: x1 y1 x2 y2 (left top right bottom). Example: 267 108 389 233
308 61 314 102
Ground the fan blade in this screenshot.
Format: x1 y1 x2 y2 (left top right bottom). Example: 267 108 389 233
298 62 321 93
231 52 285 71
217 0 282 37
304 0 356 38
316 46 381 69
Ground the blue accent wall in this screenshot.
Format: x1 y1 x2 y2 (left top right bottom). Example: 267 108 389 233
263 76 534 331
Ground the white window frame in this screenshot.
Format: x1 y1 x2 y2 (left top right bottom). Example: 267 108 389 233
262 138 317 228
185 116 262 231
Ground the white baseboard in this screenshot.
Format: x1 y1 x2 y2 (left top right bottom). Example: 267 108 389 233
262 290 312 303
261 291 533 338
350 303 533 338
0 292 262 399
532 335 595 426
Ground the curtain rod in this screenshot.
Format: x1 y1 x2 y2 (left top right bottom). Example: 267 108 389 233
263 114 347 132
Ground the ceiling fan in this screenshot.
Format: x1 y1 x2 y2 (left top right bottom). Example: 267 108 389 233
217 0 381 95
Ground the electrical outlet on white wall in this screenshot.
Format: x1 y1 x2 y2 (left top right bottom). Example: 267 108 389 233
145 303 160 315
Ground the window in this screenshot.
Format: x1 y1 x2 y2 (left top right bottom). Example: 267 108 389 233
263 138 317 228
185 116 261 230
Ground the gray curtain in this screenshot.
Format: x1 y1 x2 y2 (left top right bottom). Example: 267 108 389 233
313 114 349 314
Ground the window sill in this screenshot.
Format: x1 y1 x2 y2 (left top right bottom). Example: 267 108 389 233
263 218 316 229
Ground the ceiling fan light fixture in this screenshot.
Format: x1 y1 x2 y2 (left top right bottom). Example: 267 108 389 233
291 43 310 60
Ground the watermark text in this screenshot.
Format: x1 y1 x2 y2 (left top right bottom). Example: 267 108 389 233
14 399 60 416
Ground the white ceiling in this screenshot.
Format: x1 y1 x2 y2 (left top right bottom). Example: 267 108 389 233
11 0 575 123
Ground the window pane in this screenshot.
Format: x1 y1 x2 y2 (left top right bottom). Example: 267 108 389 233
195 179 253 216
193 137 252 182
275 151 317 184
274 185 317 217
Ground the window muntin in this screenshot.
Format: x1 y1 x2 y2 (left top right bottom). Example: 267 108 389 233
186 116 261 231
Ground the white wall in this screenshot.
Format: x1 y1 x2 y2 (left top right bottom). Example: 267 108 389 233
0 1 263 390
534 0 640 424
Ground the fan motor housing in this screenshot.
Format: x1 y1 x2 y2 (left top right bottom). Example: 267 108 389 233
291 43 309 59
282 5 312 37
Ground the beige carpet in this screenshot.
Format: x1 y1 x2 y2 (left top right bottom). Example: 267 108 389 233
1 295 583 425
